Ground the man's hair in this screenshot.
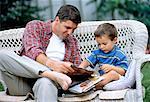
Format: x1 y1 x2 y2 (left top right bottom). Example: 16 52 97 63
55 5 81 24
94 23 117 41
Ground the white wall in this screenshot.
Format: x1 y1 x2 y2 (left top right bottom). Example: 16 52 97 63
34 0 97 21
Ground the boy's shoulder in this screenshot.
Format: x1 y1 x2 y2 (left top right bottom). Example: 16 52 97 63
115 46 127 58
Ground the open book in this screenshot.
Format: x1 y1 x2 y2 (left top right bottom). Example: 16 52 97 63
67 65 95 81
69 76 104 93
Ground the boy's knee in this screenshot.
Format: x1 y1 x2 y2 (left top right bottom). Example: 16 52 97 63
108 70 120 80
109 70 117 75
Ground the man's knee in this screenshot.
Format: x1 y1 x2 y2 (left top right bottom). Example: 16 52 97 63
0 50 12 61
0 50 7 59
0 50 9 70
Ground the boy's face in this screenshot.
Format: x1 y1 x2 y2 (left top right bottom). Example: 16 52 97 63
96 34 117 53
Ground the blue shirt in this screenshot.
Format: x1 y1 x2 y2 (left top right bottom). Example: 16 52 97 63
86 45 128 75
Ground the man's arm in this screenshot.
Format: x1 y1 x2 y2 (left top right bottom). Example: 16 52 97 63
22 20 46 60
35 53 49 66
36 53 74 74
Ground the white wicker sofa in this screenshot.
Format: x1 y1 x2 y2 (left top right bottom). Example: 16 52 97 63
0 20 149 102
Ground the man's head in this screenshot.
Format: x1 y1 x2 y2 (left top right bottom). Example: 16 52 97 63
52 5 81 40
94 23 118 53
56 4 81 24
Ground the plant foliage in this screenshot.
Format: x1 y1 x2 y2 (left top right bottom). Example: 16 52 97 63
87 0 150 43
0 0 46 30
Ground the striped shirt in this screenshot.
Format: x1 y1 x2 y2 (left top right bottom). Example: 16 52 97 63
86 45 128 74
19 20 81 66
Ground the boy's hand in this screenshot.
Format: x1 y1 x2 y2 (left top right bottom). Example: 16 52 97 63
100 64 114 73
69 64 94 75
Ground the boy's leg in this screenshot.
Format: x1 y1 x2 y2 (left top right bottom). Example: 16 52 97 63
95 70 120 89
0 50 49 95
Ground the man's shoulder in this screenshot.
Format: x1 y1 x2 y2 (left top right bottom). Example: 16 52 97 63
26 20 51 27
27 20 44 25
25 20 52 34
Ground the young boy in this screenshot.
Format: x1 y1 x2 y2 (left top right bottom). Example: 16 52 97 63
79 23 128 90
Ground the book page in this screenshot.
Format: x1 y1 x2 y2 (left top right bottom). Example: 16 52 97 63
69 76 104 93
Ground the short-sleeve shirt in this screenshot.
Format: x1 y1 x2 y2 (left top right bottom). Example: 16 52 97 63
86 45 128 74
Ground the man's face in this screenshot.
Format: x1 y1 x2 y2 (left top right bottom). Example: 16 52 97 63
54 17 77 40
96 35 117 53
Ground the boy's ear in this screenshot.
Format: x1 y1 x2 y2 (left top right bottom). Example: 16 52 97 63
113 37 117 44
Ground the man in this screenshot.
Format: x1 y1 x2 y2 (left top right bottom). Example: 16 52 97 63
0 4 81 102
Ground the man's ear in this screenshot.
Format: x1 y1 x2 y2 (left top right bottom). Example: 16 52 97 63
55 16 60 23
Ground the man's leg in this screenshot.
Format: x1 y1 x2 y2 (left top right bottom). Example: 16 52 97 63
33 77 58 102
0 50 49 95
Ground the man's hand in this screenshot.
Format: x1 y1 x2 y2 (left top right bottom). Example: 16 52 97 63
46 59 74 74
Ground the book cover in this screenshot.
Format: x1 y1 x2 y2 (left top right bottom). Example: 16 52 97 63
67 65 95 81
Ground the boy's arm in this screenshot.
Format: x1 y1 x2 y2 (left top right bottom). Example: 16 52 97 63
111 66 126 75
79 59 91 68
101 64 125 76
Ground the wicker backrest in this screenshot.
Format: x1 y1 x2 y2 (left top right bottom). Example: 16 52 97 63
73 20 148 61
0 20 148 61
0 28 24 54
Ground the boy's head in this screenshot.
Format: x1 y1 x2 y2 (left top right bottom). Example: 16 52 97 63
94 23 118 53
